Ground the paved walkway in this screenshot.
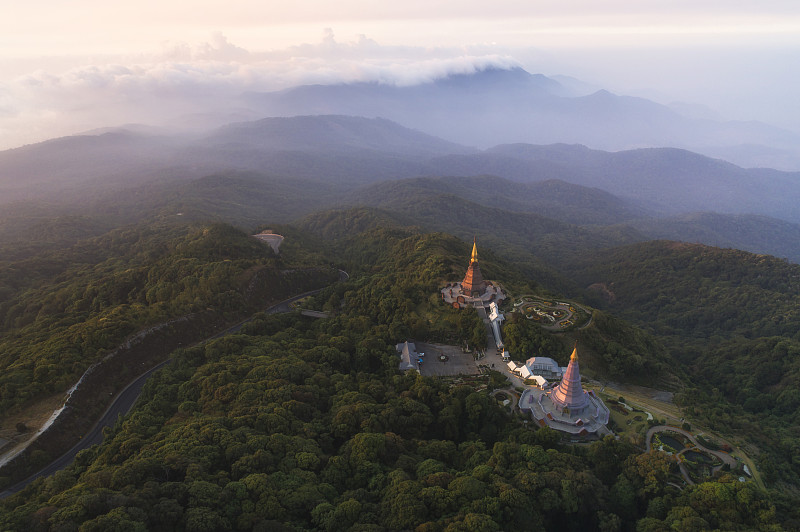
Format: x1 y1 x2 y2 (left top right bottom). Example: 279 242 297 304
490 389 519 413
576 304 594 330
646 425 737 485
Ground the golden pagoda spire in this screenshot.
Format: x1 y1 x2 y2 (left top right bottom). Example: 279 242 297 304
471 237 478 263
570 341 579 362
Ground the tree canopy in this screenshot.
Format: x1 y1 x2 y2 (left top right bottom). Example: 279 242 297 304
0 223 787 531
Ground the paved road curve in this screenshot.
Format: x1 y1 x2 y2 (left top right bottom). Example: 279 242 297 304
0 274 346 499
0 359 172 498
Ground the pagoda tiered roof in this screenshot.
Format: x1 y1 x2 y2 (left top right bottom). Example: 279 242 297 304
461 239 487 296
440 238 505 309
549 344 589 413
518 343 611 437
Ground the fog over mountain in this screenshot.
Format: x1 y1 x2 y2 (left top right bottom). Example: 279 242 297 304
243 67 800 170
2 24 799 172
2 114 800 262
5 50 797 170
4 114 800 221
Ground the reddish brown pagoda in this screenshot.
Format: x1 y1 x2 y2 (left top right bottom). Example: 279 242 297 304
461 239 487 297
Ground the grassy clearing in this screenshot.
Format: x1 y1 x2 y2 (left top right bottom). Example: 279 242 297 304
598 383 683 421
0 392 66 452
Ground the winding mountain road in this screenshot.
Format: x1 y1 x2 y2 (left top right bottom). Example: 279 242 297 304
0 359 172 498
0 273 347 499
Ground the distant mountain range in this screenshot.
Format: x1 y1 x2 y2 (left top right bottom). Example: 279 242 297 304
242 67 800 170
426 143 800 223
1 114 799 263
349 175 650 225
343 175 800 264
0 116 470 204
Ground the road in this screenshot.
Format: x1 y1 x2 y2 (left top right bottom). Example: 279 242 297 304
0 272 347 499
210 287 327 338
0 359 172 498
577 305 594 329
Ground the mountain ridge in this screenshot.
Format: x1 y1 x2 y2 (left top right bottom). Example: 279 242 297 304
2 114 800 262
242 66 800 170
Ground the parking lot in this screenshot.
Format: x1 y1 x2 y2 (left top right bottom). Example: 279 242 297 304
416 342 480 377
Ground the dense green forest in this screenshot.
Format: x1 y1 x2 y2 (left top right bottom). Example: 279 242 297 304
1 225 784 531
0 222 338 414
569 240 800 510
2 110 800 530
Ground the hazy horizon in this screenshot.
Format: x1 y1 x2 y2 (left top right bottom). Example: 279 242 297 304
2 1 799 154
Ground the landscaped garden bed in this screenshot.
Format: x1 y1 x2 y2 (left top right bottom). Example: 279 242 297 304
653 431 691 453
512 296 589 330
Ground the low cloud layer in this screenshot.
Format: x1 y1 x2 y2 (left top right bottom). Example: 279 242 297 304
0 30 798 152
0 32 526 149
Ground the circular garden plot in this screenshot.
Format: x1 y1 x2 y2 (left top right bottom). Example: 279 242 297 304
514 297 585 329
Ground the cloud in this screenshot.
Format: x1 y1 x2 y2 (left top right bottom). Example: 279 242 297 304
0 28 798 151
0 31 523 149
160 32 252 62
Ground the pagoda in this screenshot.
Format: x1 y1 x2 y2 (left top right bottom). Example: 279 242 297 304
460 239 487 297
518 343 611 437
440 238 505 310
549 343 590 414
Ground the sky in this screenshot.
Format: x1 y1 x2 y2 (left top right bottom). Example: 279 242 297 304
1 0 799 150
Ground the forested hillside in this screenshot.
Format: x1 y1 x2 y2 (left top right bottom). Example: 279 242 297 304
569 240 800 501
350 175 650 225
630 213 800 263
330 195 644 295
0 222 340 486
0 223 335 411
572 241 800 341
2 123 800 528
1 225 781 531
4 114 800 265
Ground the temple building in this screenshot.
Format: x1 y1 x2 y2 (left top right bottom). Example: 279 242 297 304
441 239 505 309
523 357 565 380
550 346 590 414
461 240 487 296
519 343 611 437
396 341 420 373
